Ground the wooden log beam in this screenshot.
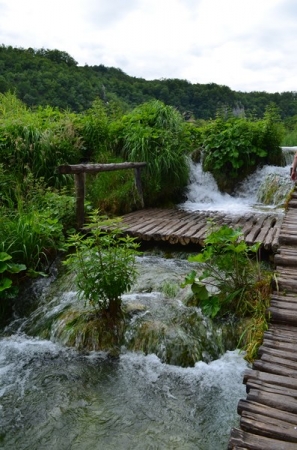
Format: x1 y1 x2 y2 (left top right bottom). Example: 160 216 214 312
57 162 146 228
58 162 146 174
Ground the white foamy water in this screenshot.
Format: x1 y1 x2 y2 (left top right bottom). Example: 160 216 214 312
180 160 292 214
0 334 247 450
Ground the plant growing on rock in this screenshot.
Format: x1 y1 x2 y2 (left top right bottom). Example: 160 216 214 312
182 223 270 318
64 211 140 318
182 223 273 360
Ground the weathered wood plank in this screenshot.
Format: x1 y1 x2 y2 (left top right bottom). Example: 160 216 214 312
245 379 297 398
247 388 297 413
58 162 146 174
252 360 297 379
243 369 297 390
238 399 297 422
259 345 297 362
240 411 297 443
228 427 297 450
120 208 281 250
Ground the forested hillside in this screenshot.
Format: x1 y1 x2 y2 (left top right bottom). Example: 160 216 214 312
1 44 297 120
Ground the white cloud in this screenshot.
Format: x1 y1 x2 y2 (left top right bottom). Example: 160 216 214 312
0 0 296 93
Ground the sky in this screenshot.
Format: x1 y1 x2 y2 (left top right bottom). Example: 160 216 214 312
0 0 296 93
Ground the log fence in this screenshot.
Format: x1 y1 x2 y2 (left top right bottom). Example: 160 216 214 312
57 162 146 229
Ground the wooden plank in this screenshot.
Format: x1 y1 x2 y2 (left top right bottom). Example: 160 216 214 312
252 360 297 378
260 353 297 370
228 427 297 450
269 299 297 310
245 215 267 244
243 369 297 390
238 399 297 422
245 380 297 398
247 388 297 413
258 346 297 363
268 308 297 324
240 411 297 443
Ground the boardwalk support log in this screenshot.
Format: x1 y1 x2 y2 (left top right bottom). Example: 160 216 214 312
58 162 146 229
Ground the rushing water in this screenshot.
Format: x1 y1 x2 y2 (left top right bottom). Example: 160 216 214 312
0 335 247 450
0 253 248 450
181 156 293 214
3 152 294 450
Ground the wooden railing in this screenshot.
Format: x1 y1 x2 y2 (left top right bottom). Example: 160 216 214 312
57 162 146 229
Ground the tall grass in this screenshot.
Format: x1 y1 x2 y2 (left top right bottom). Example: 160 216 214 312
282 129 297 146
112 100 190 205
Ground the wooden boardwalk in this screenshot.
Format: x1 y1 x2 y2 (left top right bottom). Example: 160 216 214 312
228 189 297 450
121 208 283 251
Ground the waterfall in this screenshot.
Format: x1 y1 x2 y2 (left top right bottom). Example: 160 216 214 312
282 146 297 166
181 148 294 213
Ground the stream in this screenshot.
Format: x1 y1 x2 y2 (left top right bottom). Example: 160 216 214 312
0 151 294 450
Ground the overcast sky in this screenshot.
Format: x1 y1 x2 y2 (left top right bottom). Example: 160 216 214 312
0 0 296 93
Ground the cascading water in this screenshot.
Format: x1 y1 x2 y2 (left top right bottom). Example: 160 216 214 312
0 253 248 450
2 148 294 450
181 148 294 214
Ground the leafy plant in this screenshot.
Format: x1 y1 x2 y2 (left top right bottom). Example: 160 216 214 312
201 105 284 191
64 211 140 318
181 223 264 319
0 252 26 299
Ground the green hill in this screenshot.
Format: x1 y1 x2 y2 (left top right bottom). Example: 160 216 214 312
1 44 297 119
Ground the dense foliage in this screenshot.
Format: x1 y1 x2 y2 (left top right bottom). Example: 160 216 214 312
2 45 297 120
64 212 140 318
201 105 284 191
182 223 272 361
111 100 194 204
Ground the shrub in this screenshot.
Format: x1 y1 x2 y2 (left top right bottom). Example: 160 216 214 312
181 223 273 360
182 223 270 319
64 212 140 318
201 105 284 191
111 100 190 205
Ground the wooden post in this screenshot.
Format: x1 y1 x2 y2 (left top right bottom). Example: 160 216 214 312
134 167 144 208
57 162 146 228
75 172 85 229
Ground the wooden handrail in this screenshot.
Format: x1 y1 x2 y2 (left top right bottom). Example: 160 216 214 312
57 162 146 229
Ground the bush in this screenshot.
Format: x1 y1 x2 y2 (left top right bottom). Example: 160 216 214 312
64 212 140 318
201 105 284 192
181 223 273 360
110 100 190 205
182 223 270 319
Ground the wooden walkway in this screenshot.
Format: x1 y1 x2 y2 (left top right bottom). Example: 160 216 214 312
228 189 297 449
121 208 283 251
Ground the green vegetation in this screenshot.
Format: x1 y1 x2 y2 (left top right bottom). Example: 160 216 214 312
112 100 193 204
2 45 297 120
182 223 273 361
201 105 284 191
0 55 292 359
0 252 26 298
64 212 140 318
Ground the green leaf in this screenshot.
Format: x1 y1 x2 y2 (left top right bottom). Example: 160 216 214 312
6 263 27 274
0 252 12 262
0 277 12 292
191 283 209 300
0 261 8 274
181 270 197 287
